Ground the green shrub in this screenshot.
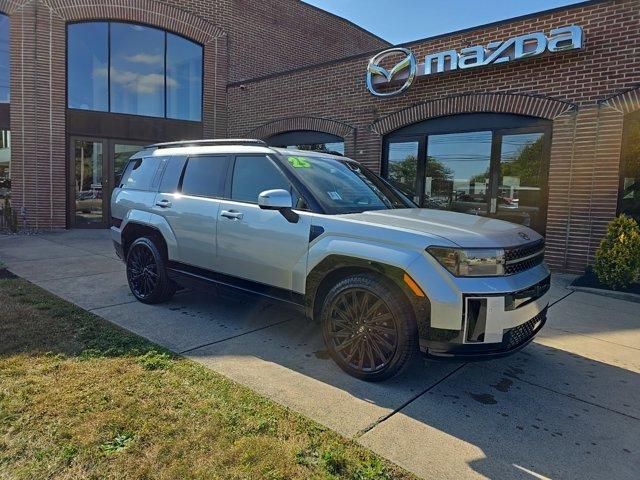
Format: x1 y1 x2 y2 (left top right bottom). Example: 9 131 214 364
594 214 640 290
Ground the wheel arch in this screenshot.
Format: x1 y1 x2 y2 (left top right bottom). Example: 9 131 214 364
121 222 169 261
305 255 430 338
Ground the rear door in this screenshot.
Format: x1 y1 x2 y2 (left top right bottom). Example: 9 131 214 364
215 154 311 294
153 155 229 269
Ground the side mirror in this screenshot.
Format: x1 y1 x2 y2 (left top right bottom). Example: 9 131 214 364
258 189 299 223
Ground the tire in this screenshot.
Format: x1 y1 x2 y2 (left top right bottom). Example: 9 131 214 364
320 272 417 382
126 236 176 304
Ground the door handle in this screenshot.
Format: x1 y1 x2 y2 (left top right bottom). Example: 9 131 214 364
221 210 244 220
155 199 172 208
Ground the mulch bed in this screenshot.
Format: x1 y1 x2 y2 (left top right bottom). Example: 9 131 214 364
571 267 640 295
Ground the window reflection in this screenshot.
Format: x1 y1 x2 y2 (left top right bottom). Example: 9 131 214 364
619 110 640 223
74 140 103 224
498 133 545 230
387 141 419 200
426 132 492 213
285 142 345 156
110 23 165 117
0 130 10 199
0 13 9 103
67 22 203 121
167 33 202 121
67 22 108 111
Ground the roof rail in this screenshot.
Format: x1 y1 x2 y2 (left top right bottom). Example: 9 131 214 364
145 139 268 149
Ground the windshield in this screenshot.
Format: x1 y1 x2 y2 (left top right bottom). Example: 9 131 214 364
281 154 414 214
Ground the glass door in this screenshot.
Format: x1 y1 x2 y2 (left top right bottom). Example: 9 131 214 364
493 131 548 232
384 138 423 204
425 131 493 215
382 120 551 235
71 137 107 227
112 142 147 186
70 138 146 227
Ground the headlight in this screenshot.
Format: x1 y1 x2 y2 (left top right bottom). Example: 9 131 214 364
427 247 505 277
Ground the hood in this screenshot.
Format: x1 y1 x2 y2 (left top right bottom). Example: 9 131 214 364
341 209 543 248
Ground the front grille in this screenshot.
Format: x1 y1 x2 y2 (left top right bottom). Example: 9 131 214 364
502 308 547 350
504 240 545 275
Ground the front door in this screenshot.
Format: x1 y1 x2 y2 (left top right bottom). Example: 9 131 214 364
71 137 107 227
69 137 146 227
216 154 311 293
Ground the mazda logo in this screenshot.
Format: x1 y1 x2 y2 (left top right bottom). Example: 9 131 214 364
366 47 417 97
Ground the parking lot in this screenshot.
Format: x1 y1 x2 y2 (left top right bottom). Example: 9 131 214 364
1 229 638 479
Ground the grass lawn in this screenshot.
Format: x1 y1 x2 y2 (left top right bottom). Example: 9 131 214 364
0 276 415 479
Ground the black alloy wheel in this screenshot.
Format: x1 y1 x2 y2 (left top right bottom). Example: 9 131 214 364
126 237 176 304
321 273 417 381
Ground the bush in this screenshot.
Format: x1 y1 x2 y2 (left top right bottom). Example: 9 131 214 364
594 214 640 290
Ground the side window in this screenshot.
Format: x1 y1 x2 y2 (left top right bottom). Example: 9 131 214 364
231 155 290 203
181 155 229 198
119 156 161 190
159 156 187 193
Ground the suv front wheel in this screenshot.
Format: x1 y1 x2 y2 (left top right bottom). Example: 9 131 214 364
126 237 176 304
321 273 417 381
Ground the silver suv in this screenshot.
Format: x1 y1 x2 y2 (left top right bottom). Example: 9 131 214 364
111 139 550 381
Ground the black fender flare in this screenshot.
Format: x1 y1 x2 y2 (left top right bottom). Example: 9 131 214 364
305 255 430 340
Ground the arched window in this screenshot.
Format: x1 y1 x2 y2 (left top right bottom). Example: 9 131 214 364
67 22 203 121
383 113 552 234
267 130 345 155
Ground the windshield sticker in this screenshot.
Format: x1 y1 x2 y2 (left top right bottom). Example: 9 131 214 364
327 191 342 200
287 156 311 168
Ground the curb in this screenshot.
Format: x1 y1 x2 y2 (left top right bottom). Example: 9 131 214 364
567 285 640 304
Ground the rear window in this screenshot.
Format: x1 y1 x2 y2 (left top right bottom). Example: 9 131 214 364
119 156 162 191
180 155 229 198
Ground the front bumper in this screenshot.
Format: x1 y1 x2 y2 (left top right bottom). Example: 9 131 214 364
424 307 547 361
406 251 551 360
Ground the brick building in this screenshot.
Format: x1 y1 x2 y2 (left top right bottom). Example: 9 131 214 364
0 0 638 273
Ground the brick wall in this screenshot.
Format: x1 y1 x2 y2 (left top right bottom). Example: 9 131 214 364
227 0 388 82
227 0 640 273
1 0 385 229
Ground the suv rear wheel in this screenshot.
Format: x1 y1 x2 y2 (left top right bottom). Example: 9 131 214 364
126 237 176 304
320 273 417 381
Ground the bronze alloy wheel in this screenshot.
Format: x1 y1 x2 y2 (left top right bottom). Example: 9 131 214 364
326 288 399 373
321 273 417 381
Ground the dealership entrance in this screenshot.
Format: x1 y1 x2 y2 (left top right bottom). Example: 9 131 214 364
69 137 146 228
382 113 552 234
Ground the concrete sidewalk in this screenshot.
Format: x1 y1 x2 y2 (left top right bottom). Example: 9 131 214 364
2 230 639 479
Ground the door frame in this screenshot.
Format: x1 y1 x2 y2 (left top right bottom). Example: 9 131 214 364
68 136 148 228
68 136 108 228
381 135 425 204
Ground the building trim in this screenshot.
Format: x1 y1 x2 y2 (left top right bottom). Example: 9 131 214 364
370 92 577 135
250 116 356 140
45 0 226 43
600 85 640 114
